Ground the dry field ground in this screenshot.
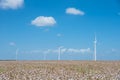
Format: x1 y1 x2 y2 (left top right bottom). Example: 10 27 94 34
0 61 120 80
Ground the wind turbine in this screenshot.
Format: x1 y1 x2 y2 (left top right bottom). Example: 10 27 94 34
58 46 63 60
16 48 19 61
94 35 97 61
44 52 47 60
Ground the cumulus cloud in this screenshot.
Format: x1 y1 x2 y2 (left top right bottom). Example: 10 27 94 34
31 16 56 27
0 0 24 9
9 42 16 46
66 8 85 15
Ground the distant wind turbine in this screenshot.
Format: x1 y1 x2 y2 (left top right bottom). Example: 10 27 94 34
44 53 47 60
94 35 97 61
58 46 63 60
16 48 19 61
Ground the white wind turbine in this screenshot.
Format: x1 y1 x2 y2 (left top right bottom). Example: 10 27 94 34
9 42 19 61
44 52 47 60
58 46 63 60
94 35 97 61
16 48 19 61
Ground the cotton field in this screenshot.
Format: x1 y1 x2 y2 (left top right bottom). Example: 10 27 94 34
0 61 120 80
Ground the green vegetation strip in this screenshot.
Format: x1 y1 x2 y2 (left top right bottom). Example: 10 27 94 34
0 67 5 73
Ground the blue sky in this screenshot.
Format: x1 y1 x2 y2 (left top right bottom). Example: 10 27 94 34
0 0 120 60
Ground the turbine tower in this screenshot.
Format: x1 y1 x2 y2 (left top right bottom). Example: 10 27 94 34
94 35 97 61
16 48 19 61
58 46 63 60
44 53 46 60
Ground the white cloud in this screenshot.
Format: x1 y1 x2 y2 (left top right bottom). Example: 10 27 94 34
67 48 90 53
31 16 56 27
105 48 120 54
44 28 50 32
66 8 85 15
111 48 118 53
43 49 59 54
0 0 24 9
61 48 67 53
57 33 62 37
43 47 91 54
22 47 91 54
9 42 16 46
